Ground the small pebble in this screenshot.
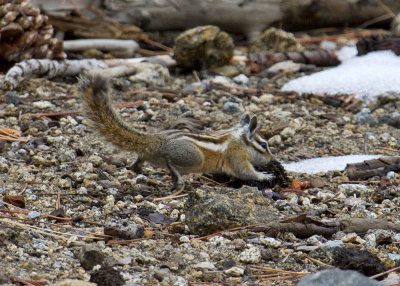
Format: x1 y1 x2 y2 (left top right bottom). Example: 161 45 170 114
27 211 41 219
233 74 249 86
33 101 55 109
223 101 242 114
193 261 216 270
224 267 244 277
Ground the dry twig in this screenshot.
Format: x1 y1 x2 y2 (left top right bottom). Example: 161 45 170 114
0 127 27 142
295 30 385 44
370 265 400 279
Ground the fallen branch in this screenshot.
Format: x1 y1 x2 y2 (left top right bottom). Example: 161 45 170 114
295 29 386 44
251 266 309 283
3 55 176 90
30 111 81 118
0 214 111 238
340 218 400 233
1 202 72 222
191 223 264 241
48 14 146 41
375 0 400 26
3 59 106 90
370 265 400 279
63 39 139 56
0 219 83 244
9 276 45 286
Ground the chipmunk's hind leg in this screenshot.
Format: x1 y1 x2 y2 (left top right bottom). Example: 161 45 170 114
130 156 145 174
166 157 184 192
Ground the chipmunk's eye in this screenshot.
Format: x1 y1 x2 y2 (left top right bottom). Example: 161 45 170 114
260 141 267 149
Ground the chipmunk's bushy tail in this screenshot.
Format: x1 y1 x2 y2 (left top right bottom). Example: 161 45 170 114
80 73 162 154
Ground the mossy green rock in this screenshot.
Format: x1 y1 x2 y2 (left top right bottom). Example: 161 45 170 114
174 25 234 70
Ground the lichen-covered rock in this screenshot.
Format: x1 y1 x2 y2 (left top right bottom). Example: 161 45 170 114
174 25 234 70
249 27 304 53
185 187 277 235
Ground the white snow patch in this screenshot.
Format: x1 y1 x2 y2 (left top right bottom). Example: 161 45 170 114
282 155 384 174
282 46 400 103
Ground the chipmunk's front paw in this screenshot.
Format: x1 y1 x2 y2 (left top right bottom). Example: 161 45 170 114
260 172 275 181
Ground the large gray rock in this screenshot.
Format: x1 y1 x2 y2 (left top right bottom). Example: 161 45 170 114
185 187 277 235
297 269 382 286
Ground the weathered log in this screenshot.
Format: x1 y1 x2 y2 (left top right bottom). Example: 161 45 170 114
31 0 400 39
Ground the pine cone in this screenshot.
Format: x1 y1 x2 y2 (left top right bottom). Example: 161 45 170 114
0 0 66 62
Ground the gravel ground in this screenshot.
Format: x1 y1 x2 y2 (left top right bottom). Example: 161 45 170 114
0 58 399 286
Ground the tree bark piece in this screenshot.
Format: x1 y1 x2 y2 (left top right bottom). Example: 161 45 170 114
345 156 400 180
253 215 400 239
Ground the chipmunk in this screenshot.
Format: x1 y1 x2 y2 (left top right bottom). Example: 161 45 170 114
80 74 275 191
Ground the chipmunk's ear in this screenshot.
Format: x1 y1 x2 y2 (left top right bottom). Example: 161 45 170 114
239 114 250 126
248 116 258 138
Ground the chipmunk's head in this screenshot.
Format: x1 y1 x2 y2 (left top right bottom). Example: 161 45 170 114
239 114 274 163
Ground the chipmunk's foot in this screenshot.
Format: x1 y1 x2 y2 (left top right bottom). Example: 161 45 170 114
171 182 185 193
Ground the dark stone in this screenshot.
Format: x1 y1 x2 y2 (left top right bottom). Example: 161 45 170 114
185 188 277 236
331 247 385 276
90 266 124 286
297 269 382 286
261 248 280 262
78 244 105 270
